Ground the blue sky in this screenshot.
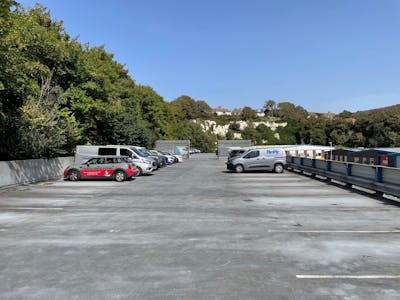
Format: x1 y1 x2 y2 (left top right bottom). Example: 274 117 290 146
19 0 400 113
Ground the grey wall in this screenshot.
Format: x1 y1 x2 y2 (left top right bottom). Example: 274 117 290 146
0 157 74 188
217 140 252 156
155 140 190 154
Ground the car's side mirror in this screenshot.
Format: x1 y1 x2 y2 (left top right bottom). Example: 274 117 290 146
86 163 90 167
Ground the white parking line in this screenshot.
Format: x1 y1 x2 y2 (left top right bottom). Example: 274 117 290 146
2 207 64 211
268 230 400 233
297 275 400 279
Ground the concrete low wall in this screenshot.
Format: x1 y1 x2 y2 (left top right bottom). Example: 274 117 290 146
0 156 74 188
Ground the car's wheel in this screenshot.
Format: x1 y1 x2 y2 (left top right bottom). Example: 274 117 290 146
274 163 284 173
114 170 126 182
136 166 143 176
68 169 80 181
235 164 244 173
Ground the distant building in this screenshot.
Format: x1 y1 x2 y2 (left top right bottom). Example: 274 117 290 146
283 145 333 159
322 112 336 120
256 109 265 117
324 148 400 168
231 108 243 116
214 106 232 116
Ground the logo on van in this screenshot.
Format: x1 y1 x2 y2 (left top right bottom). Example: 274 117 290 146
265 149 280 156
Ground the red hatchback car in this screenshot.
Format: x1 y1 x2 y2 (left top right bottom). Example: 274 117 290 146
64 156 139 182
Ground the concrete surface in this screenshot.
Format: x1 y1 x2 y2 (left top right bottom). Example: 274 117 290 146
0 157 74 188
0 153 399 299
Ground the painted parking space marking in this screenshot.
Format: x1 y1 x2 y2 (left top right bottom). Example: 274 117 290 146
297 275 400 279
0 207 64 211
268 230 400 233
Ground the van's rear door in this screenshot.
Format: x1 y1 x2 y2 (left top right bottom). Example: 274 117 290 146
262 149 281 170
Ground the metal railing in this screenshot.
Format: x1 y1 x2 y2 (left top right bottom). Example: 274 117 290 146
286 156 400 198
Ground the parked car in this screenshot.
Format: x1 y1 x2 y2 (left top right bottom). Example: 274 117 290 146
149 150 170 165
75 145 154 175
64 156 139 182
131 146 162 169
143 148 165 167
120 156 153 176
228 148 246 158
189 148 201 154
226 148 287 173
161 151 183 163
152 150 177 164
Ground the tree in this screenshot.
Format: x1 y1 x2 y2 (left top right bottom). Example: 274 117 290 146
18 72 80 158
263 99 277 117
256 124 278 144
170 95 198 120
338 110 352 119
241 127 259 144
229 122 240 131
240 106 257 121
196 100 213 119
277 102 308 144
0 0 17 18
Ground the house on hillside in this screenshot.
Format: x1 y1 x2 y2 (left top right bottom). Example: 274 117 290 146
323 112 336 120
229 107 265 117
214 106 232 116
256 109 265 117
231 108 243 116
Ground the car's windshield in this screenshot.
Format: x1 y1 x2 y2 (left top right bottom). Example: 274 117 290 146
131 147 148 157
144 150 154 156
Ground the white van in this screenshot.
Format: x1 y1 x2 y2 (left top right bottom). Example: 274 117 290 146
75 145 154 176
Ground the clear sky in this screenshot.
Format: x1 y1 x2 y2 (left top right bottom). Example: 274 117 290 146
18 0 400 113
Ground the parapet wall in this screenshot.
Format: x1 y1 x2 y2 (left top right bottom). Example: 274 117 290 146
0 157 74 188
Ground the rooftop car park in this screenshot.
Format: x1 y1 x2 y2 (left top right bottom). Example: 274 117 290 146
0 153 399 299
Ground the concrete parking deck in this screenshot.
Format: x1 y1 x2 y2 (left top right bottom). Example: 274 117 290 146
0 154 399 299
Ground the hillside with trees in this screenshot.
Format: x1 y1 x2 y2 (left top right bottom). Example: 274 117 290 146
198 101 400 148
0 2 216 159
1 2 399 160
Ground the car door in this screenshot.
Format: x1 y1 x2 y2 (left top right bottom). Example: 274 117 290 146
79 158 103 178
103 157 116 178
242 150 261 170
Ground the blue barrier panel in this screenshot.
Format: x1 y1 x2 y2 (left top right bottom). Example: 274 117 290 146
375 167 383 183
346 164 352 176
326 161 331 172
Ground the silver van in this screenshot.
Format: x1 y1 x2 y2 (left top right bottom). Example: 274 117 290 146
226 148 287 173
